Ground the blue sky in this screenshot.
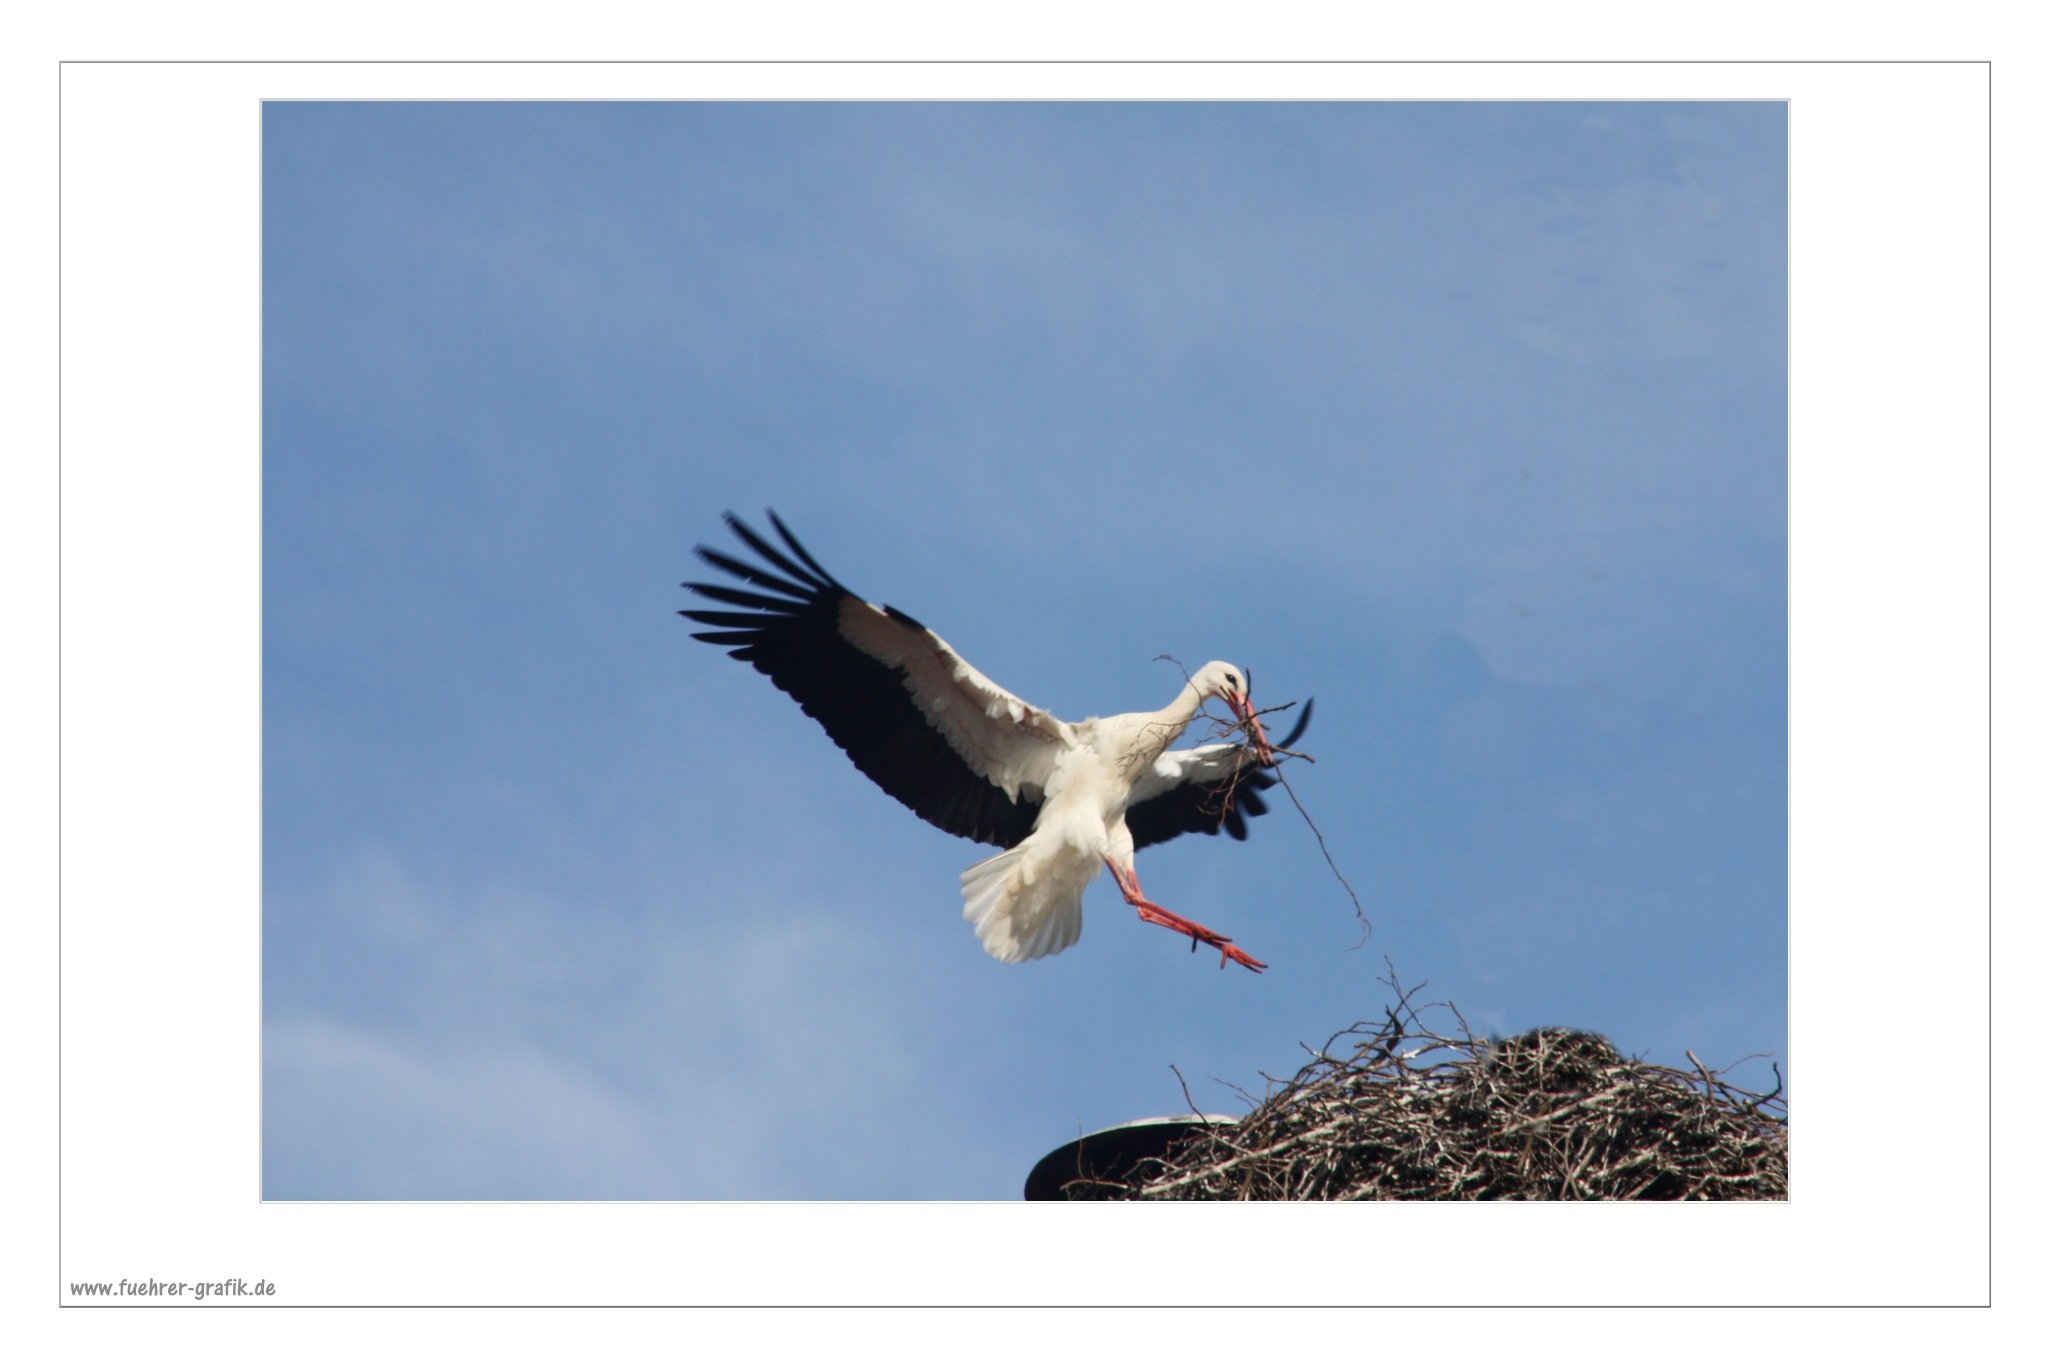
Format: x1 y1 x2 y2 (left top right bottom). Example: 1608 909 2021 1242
262 101 1785 1200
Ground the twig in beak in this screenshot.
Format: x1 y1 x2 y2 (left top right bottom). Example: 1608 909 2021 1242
1227 691 1275 766
1212 690 1366 944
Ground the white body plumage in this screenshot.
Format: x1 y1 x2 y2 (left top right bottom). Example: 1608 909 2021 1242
683 513 1299 971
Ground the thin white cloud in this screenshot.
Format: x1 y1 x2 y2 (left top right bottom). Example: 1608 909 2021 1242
265 1017 684 1199
266 843 974 1198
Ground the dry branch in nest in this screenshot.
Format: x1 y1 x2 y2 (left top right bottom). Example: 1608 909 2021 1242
1063 985 1787 1201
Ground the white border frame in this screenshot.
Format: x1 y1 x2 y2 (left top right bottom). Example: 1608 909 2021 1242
53 60 1990 1311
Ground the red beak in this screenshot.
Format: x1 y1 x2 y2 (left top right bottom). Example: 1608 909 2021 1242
1227 691 1275 766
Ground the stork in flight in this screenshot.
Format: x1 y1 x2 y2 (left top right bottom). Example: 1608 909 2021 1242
680 512 1308 972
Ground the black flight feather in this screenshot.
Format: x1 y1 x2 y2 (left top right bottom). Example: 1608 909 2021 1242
682 512 1041 849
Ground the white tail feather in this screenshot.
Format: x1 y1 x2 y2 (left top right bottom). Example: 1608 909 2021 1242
960 839 1090 963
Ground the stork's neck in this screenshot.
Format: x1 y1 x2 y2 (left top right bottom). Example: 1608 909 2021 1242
1130 676 1211 765
1161 675 1209 735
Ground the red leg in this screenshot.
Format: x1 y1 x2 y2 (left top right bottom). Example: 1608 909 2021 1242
1103 859 1266 973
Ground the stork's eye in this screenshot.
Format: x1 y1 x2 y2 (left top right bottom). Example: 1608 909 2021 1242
1226 672 1240 689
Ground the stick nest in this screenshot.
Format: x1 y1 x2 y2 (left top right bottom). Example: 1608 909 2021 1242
1074 992 1786 1201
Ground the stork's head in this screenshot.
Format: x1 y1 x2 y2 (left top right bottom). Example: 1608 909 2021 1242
1194 660 1274 766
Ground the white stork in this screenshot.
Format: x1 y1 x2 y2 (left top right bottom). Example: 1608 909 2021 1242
680 512 1309 972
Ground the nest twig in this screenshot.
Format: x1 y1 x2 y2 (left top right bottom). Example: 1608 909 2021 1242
1065 980 1788 1201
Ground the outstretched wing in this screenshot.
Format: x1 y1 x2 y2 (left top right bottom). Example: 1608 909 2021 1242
1124 699 1313 850
681 511 1072 849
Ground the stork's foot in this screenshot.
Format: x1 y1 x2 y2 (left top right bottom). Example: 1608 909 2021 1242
1132 899 1268 973
1105 860 1267 973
